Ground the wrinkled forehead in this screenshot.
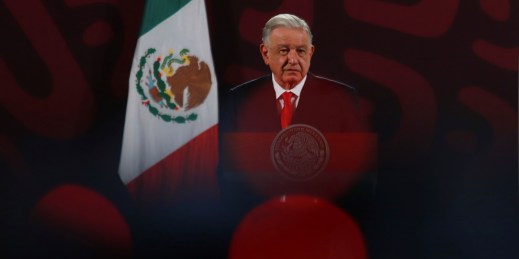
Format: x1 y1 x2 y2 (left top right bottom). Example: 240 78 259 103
267 27 312 46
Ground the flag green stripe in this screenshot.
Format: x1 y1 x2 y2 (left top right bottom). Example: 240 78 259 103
139 0 191 36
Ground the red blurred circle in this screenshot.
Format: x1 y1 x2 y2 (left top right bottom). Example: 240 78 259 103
33 184 132 256
230 195 366 259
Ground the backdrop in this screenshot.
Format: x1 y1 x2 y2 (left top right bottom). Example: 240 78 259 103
1 0 517 258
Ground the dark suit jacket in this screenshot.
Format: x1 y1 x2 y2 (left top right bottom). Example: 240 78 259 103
221 73 368 133
219 72 375 216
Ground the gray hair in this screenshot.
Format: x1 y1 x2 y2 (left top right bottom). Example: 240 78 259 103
262 14 313 46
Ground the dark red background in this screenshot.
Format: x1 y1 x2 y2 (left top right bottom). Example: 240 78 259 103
1 0 517 258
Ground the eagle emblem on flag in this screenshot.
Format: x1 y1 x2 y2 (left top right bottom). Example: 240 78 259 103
135 47 212 123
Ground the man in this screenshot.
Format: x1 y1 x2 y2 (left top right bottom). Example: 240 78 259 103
220 13 374 215
217 14 376 257
222 14 366 133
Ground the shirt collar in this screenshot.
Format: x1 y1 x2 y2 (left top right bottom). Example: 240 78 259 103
272 74 307 99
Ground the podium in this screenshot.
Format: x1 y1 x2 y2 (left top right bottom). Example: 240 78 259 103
221 124 377 200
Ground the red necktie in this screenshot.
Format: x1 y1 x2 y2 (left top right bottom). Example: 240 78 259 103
280 91 294 129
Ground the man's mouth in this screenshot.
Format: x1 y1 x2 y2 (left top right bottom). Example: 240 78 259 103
284 67 300 72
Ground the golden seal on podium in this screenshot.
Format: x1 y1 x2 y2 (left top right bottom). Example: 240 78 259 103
271 124 330 180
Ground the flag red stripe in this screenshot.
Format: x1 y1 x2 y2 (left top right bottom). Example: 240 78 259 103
127 125 219 206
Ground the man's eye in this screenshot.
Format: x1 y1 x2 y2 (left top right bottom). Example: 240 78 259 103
279 49 289 55
297 49 306 55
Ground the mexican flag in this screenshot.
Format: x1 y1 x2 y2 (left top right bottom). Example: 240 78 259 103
119 0 218 205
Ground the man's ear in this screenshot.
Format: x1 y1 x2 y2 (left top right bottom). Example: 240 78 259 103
260 44 269 65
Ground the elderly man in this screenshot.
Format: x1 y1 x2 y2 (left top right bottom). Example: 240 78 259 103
219 13 374 219
222 13 366 132
218 13 376 257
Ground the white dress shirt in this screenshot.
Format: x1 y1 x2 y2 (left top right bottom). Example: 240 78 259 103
272 74 307 109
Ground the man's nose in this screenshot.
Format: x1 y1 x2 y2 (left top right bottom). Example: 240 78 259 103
288 50 298 64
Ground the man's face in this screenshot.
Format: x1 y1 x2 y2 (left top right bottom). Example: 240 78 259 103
260 27 314 89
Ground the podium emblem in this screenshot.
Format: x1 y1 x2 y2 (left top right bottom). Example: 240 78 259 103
271 124 330 180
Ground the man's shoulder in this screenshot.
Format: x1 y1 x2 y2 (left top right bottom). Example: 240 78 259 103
306 73 357 94
229 74 271 94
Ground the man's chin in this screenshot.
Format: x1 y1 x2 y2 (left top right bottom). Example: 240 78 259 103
282 75 303 87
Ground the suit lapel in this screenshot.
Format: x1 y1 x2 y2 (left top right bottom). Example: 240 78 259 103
236 77 280 132
292 75 318 125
